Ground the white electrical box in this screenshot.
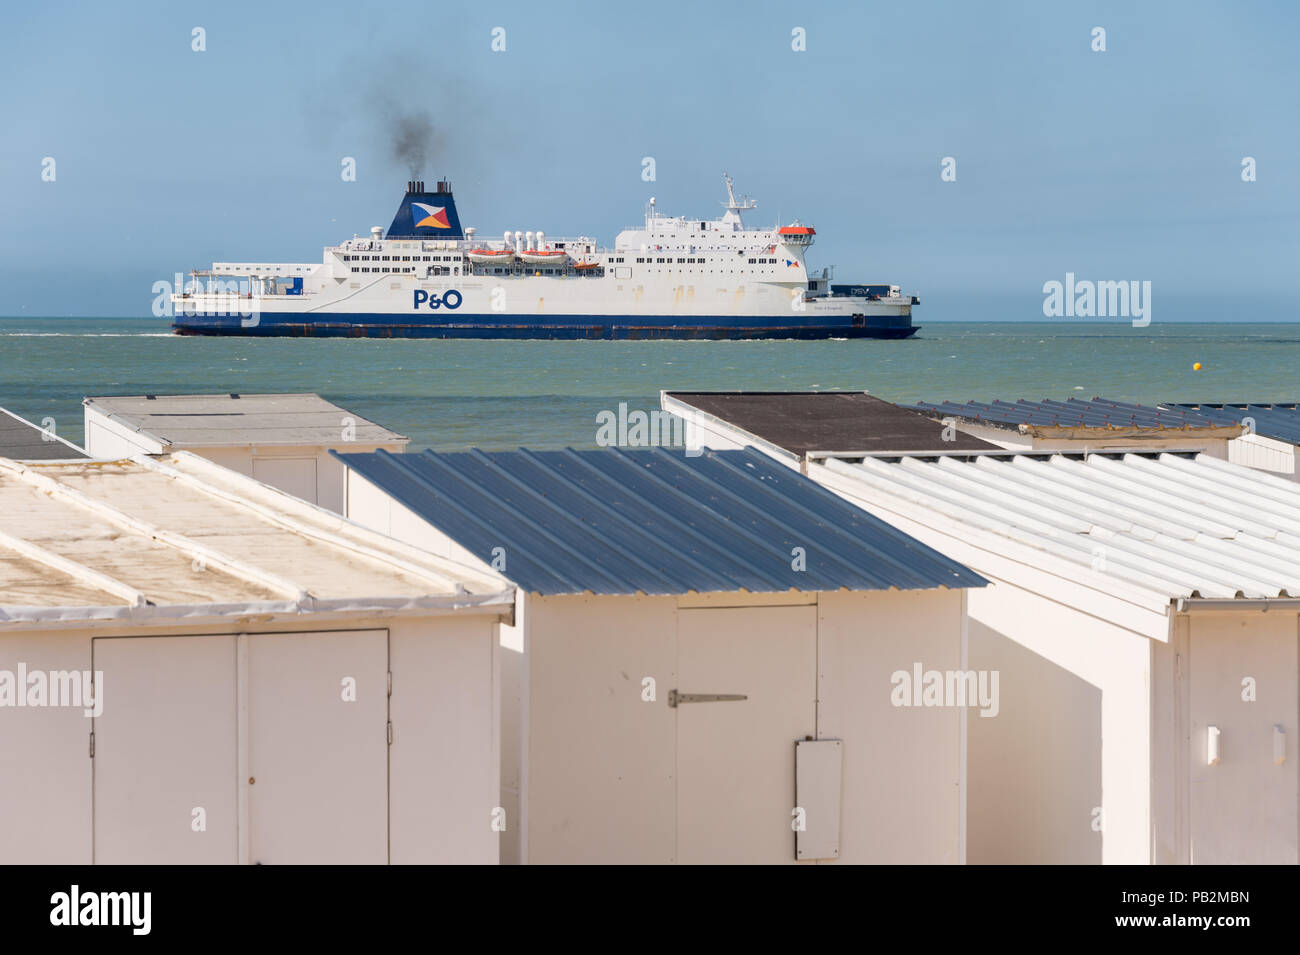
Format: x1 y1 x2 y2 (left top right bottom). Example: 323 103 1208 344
795 738 843 861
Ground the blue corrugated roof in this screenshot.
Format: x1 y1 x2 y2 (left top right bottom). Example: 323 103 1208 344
1166 403 1300 445
334 446 987 596
915 397 1227 430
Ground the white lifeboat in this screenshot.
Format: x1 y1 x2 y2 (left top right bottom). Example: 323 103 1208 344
519 249 570 267
468 248 515 265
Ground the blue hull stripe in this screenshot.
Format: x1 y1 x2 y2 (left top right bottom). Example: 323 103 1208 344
172 312 918 341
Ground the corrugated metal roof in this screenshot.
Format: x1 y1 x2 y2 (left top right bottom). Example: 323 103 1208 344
817 451 1300 600
334 446 987 596
0 407 88 459
0 452 510 626
1168 403 1300 445
83 393 409 448
915 397 1227 431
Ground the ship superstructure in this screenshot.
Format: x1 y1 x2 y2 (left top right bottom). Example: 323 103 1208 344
171 175 918 339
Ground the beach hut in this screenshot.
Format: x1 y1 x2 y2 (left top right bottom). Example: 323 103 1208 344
0 451 512 865
82 393 408 512
913 397 1240 457
810 448 1300 864
660 390 999 470
1169 402 1300 481
0 405 88 459
333 446 987 865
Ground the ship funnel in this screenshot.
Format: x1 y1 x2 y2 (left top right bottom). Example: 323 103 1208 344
387 179 464 238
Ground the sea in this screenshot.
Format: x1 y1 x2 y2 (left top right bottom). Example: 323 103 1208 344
2 317 1297 450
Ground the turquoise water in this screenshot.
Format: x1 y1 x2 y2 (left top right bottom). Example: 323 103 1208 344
2 317 1297 450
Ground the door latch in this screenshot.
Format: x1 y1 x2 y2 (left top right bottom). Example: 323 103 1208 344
668 690 748 708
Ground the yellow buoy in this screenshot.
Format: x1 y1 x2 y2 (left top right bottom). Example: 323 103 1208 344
1193 362 1203 371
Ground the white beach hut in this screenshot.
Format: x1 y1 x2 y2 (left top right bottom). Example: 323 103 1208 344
913 397 1241 457
0 451 512 865
333 445 987 865
1169 402 1300 481
811 448 1300 864
82 393 408 512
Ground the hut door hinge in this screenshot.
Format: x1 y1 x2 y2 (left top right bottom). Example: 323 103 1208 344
668 690 748 708
89 732 95 758
387 671 392 696
387 721 393 746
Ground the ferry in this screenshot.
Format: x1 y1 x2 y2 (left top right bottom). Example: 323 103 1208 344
170 175 919 340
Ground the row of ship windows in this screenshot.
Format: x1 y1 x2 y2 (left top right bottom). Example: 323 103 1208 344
343 254 631 265
635 257 780 265
349 266 602 276
352 266 456 274
343 254 461 262
348 265 784 278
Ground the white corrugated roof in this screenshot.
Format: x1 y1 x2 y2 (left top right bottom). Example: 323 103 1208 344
83 393 409 448
0 452 511 627
815 451 1300 602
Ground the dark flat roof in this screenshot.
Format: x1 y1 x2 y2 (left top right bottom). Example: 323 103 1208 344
664 391 1000 455
0 407 89 459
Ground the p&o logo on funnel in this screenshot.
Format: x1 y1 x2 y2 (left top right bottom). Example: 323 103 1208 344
412 202 451 229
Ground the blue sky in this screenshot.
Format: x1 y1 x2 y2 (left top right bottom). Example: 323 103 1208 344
1 0 1297 320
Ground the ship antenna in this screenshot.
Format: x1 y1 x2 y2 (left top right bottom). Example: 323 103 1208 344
721 172 756 225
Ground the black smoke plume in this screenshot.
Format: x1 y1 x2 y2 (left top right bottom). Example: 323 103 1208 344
388 110 443 178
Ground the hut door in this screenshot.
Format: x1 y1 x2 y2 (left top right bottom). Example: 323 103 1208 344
93 635 240 863
247 629 390 864
1188 615 1298 863
674 605 817 864
92 629 390 864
